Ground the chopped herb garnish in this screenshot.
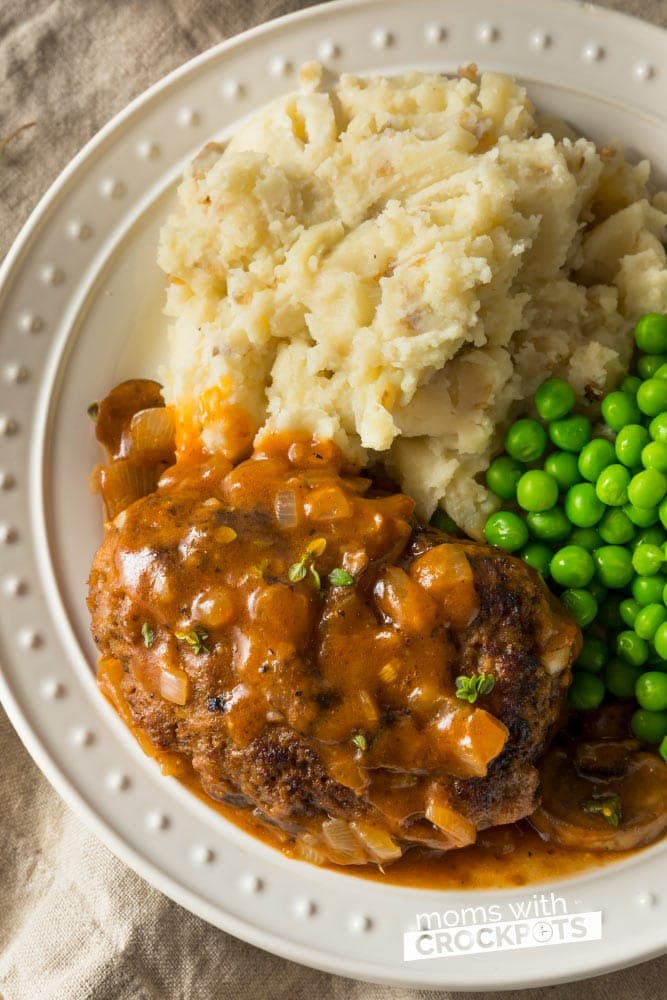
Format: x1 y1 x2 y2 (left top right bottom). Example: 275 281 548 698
174 627 209 655
582 792 622 828
351 732 367 751
288 561 308 583
329 567 354 587
87 401 99 421
455 673 495 704
207 695 227 712
141 622 155 648
288 537 327 590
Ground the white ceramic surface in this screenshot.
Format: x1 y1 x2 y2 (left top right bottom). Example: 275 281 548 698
0 0 666 989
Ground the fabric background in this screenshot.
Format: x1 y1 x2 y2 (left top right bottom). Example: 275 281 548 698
1 1 666 997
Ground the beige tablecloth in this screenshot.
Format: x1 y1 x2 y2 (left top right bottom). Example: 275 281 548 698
1 2 666 997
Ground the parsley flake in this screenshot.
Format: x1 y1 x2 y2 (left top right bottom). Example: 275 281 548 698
287 537 327 590
329 567 354 587
288 561 308 583
351 732 367 751
455 673 495 704
174 627 209 655
582 792 622 828
141 623 155 648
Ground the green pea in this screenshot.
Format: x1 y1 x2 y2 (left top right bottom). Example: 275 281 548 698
577 438 616 482
621 375 642 397
632 525 665 549
641 441 667 473
598 508 635 545
649 412 667 444
616 630 649 667
660 497 667 531
526 507 571 543
534 378 575 421
654 620 667 660
637 378 667 417
568 672 605 711
632 543 665 576
549 414 591 453
635 671 667 711
505 419 548 463
484 511 529 552
576 634 609 673
628 469 667 509
486 456 525 500
564 483 605 528
516 470 559 513
561 589 597 627
634 604 667 640
631 707 667 743
601 391 641 431
606 657 642 698
569 527 602 551
634 313 667 354
545 451 581 491
550 546 595 588
624 502 659 528
598 594 624 629
637 354 667 380
660 736 667 762
615 424 649 468
593 545 634 589
595 464 631 507
520 542 552 578
620 597 642 627
430 509 458 534
632 573 667 606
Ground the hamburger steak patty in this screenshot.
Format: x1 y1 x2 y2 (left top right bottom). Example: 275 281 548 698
89 437 580 867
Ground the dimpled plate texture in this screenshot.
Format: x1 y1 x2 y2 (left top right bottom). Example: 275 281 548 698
0 0 666 989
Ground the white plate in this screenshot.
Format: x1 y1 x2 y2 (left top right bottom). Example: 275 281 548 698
1 0 666 989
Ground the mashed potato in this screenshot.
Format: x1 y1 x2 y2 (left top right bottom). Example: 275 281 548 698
158 65 667 537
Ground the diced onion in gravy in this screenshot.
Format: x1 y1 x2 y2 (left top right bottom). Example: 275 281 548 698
425 787 477 847
350 821 402 862
159 665 191 706
409 543 479 629
433 701 508 778
274 489 298 528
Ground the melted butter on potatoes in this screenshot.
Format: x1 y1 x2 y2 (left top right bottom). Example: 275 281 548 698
158 66 667 537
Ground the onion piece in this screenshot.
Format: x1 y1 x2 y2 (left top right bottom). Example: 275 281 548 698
321 818 368 863
123 406 175 460
293 842 326 866
98 459 163 520
374 566 438 635
425 787 477 847
159 665 191 706
95 379 164 459
401 819 456 852
409 544 479 630
274 490 298 528
350 822 402 863
303 486 352 521
433 701 509 778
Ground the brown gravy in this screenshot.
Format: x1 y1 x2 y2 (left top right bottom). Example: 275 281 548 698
176 761 626 889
